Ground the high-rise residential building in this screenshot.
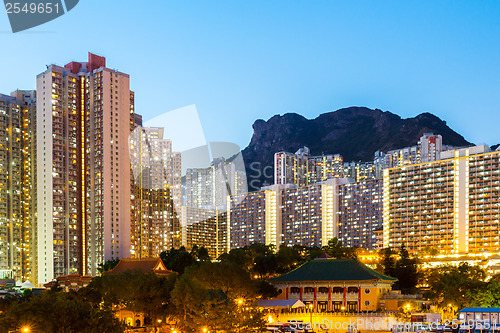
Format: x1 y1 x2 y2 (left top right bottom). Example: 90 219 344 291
228 190 269 248
274 147 310 187
180 206 227 259
280 182 337 248
183 157 246 209
383 145 419 169
274 147 344 186
419 133 443 163
184 167 214 208
308 154 344 183
0 91 36 283
383 145 499 256
383 158 457 254
36 53 136 284
342 161 380 182
383 133 447 169
129 126 182 258
338 179 383 250
228 180 347 249
467 151 500 254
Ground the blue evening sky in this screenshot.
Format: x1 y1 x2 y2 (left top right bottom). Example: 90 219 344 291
1 1 500 149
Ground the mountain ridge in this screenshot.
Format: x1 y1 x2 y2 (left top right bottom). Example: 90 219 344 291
242 107 471 191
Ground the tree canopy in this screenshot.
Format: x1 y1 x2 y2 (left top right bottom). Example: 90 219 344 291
425 262 486 307
0 291 123 333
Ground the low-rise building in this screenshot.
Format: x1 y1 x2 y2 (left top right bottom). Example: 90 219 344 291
458 307 500 324
44 274 92 291
378 290 430 312
270 258 396 312
106 258 175 276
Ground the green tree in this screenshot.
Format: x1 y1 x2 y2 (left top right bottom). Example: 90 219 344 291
322 238 358 259
425 262 486 308
394 245 420 292
256 279 279 299
191 245 211 261
469 279 500 307
86 271 135 309
275 244 304 273
0 291 123 333
170 262 267 332
160 246 196 274
218 247 253 271
380 247 396 277
128 272 177 330
170 275 224 332
189 262 258 300
248 242 275 257
97 257 121 273
254 252 278 278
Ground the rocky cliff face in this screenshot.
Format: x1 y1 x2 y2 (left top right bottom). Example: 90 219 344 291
242 107 471 191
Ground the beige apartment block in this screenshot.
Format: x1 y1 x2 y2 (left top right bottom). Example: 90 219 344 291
383 147 500 256
36 53 135 284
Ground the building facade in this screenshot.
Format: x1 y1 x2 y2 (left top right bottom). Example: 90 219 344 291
281 183 336 248
271 258 396 312
36 53 136 284
274 147 345 187
228 180 347 249
180 206 227 259
383 147 500 256
129 126 182 258
183 157 246 210
338 179 383 250
383 133 447 169
228 190 269 248
0 91 36 283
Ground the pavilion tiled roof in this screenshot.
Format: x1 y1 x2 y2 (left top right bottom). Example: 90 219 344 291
106 258 176 276
271 258 396 283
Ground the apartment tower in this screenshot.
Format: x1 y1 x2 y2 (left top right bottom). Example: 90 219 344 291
383 146 500 256
129 126 182 258
36 53 135 284
0 91 36 282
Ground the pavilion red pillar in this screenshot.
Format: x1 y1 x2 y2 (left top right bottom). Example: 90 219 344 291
358 287 361 312
300 287 303 301
314 287 317 311
286 287 289 299
343 286 347 309
328 287 332 311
